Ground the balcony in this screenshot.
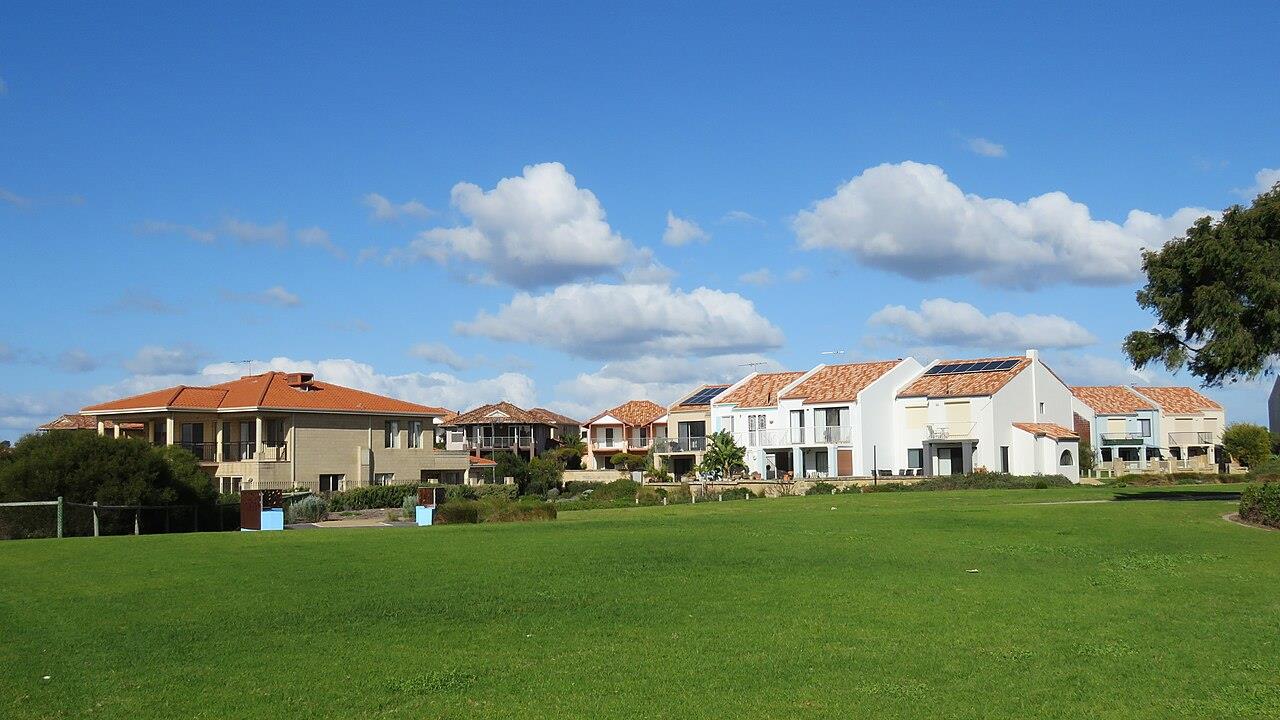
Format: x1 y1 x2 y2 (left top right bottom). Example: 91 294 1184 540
654 436 707 453
174 441 288 462
1101 431 1148 444
925 422 977 441
807 426 853 444
466 435 534 451
1168 431 1213 446
590 438 627 451
627 436 652 450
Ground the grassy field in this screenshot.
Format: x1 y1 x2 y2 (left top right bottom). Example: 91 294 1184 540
2 485 1277 719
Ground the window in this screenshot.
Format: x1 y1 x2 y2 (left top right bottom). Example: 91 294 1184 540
1138 418 1151 437
1000 446 1010 473
409 420 422 449
385 420 399 448
604 427 615 446
153 421 167 445
319 474 345 492
373 473 395 486
265 419 285 446
217 476 242 494
1059 449 1074 466
907 448 923 469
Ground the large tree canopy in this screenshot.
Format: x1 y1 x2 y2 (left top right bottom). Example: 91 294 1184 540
1124 183 1280 386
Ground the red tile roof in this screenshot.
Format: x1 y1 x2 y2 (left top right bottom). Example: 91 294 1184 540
81 371 449 416
469 455 497 466
780 360 901 404
1012 422 1079 441
443 402 580 427
1071 386 1155 414
584 400 668 427
718 371 805 408
897 356 1031 399
528 407 582 426
38 414 144 431
1131 386 1223 414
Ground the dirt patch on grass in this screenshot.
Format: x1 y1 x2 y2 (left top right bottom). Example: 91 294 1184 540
1223 512 1279 532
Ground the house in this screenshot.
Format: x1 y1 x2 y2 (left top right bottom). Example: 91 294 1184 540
710 370 805 478
653 384 730 479
1130 386 1225 468
582 400 668 470
38 414 145 437
894 351 1079 482
1070 386 1161 470
440 402 581 460
80 371 470 493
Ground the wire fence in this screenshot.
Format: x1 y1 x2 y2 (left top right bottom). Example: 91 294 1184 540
0 498 242 540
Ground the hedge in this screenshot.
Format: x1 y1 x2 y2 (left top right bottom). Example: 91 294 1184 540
1239 482 1280 529
861 473 1072 493
436 496 557 524
326 483 420 511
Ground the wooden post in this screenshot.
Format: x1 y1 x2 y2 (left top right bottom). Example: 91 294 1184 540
56 496 63 538
92 501 99 537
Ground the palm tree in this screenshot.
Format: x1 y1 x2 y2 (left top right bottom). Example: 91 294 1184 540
555 432 587 470
698 430 746 481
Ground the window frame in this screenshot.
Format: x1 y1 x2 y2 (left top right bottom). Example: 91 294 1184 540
384 420 400 449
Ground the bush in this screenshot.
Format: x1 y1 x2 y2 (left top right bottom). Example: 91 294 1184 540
480 496 557 523
1246 456 1280 481
1239 482 1280 528
492 452 529 487
285 495 329 524
861 473 1073 493
805 481 838 496
525 456 564 496
717 486 758 500
1222 423 1273 468
326 483 420 511
590 478 640 502
1108 473 1224 487
436 500 481 524
610 453 647 472
472 484 519 501
400 494 416 519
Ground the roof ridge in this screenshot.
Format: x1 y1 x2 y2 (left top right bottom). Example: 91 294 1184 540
255 371 276 407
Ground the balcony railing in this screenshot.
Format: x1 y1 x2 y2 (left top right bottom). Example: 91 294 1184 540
1168 431 1213 446
654 436 707 453
175 441 289 462
628 436 651 449
591 438 626 450
178 441 217 461
466 435 533 450
1101 431 1147 443
807 426 853 444
736 429 791 447
925 422 977 440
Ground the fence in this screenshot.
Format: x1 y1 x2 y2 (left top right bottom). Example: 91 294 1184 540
0 497 242 540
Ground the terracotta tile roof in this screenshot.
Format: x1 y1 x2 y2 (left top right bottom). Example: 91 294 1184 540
81 371 449 416
1071 386 1155 414
439 411 460 425
584 400 668 427
1131 386 1223 413
780 360 901 404
897 356 1031 399
38 414 144 431
1012 422 1079 441
669 384 731 412
528 408 582 426
445 401 542 426
469 455 497 466
717 371 805 408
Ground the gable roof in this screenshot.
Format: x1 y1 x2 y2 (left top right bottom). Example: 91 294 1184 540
1071 386 1155 414
82 372 449 416
1012 422 1078 441
897 356 1031 399
669 384 731 412
444 402 580 427
38 414 144 431
717 371 805 408
584 400 667 427
780 360 901 404
1131 386 1223 414
529 408 582 426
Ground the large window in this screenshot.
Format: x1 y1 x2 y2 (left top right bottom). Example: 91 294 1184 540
409 420 422 448
1059 449 1074 466
373 473 395 486
385 420 399 449
907 448 923 469
217 476 242 494
1138 419 1151 437
153 421 167 446
1000 446 1010 473
319 474 344 492
265 418 285 446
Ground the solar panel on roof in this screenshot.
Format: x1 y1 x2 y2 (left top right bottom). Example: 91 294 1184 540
923 359 1020 376
683 386 727 405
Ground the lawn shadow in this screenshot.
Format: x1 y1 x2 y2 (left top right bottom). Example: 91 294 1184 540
1111 490 1241 502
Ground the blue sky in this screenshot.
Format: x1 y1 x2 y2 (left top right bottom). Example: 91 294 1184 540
2 1 1278 439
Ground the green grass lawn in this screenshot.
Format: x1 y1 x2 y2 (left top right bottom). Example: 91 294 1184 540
2 485 1277 719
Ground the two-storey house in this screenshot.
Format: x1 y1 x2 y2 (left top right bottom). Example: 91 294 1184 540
653 384 730 479
1070 386 1161 471
81 371 470 492
439 402 580 460
1130 386 1225 468
583 400 668 470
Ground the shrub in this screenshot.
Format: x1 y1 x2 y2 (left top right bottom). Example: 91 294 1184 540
590 478 640 502
1239 482 1280 528
1246 456 1280 481
636 485 666 505
492 452 529 487
286 495 329 524
1109 473 1223 487
525 456 565 496
480 496 557 523
861 473 1073 493
1222 423 1273 468
436 500 481 524
400 494 416 519
717 486 758 500
610 453 647 472
472 484 518 501
326 483 419 511
805 481 838 496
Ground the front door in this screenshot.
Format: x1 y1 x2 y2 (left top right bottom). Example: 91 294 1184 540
936 446 954 475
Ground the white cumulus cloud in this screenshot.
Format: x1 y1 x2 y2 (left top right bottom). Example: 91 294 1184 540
123 346 205 375
662 211 710 246
868 298 1097 350
223 218 288 246
793 161 1215 287
1237 168 1280 198
396 162 634 288
457 282 784 360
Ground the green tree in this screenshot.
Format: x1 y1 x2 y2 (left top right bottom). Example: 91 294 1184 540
609 452 646 472
549 432 586 470
525 455 565 496
1221 423 1273 468
0 431 215 505
1078 440 1097 474
1124 182 1280 385
697 430 746 480
491 451 529 487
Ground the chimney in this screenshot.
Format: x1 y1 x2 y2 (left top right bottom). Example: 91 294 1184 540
285 372 314 387
1025 349 1039 362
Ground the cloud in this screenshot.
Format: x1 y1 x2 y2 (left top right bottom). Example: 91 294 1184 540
965 137 1007 158
738 268 774 286
58 349 99 373
136 219 216 243
457 282 784 360
662 211 710 246
1044 353 1155 386
784 267 810 282
409 342 471 371
295 226 345 259
622 248 676 285
720 210 765 226
1237 168 1280 198
0 187 31 208
868 298 1097 350
123 346 205 375
793 161 1216 287
362 193 433 221
222 286 301 307
99 289 182 316
393 162 634 288
223 218 288 246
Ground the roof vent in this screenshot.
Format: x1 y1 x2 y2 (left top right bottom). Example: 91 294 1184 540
285 372 314 388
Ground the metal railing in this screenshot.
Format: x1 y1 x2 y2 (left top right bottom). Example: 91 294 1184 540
628 436 651 449
1101 431 1147 442
925 422 977 440
735 429 792 447
178 441 217 461
655 436 707 453
1168 431 1213 446
808 426 853 444
591 438 626 450
466 435 533 450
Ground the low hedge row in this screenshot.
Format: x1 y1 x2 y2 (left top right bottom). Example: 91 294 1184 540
1239 482 1280 529
436 496 557 524
861 473 1072 493
326 483 420 511
1108 473 1226 487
